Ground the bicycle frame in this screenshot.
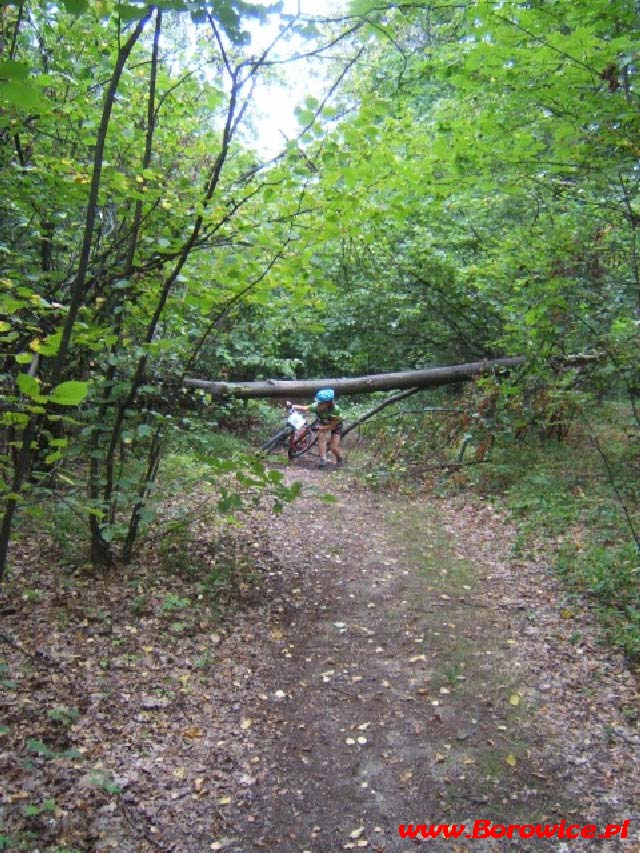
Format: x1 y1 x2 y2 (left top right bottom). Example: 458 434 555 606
287 421 319 458
260 407 319 459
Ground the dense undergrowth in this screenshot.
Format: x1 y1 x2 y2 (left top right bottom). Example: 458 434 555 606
23 419 281 572
354 388 640 661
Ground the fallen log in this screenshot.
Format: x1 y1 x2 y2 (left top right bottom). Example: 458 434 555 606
184 357 526 400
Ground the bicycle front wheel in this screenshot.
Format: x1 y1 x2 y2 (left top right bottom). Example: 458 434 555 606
261 428 291 454
288 430 319 459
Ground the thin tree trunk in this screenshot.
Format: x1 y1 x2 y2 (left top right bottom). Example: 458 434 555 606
342 388 422 437
0 419 36 583
91 9 162 563
122 426 162 562
100 52 247 561
52 11 152 382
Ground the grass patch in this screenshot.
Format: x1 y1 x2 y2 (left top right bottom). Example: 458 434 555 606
371 398 640 660
483 418 640 659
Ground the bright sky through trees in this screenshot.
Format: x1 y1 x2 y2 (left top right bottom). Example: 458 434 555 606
247 0 343 155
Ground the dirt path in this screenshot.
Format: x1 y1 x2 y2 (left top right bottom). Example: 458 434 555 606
2 462 639 852
217 463 640 852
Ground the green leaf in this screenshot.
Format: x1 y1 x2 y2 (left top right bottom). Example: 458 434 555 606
0 60 29 80
156 0 188 9
62 0 89 13
32 330 62 357
297 109 315 126
115 3 147 22
17 373 41 401
100 527 115 543
0 79 41 110
49 381 89 407
26 738 57 758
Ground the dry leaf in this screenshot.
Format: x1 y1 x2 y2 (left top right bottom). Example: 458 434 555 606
509 693 521 707
182 726 204 739
506 754 517 767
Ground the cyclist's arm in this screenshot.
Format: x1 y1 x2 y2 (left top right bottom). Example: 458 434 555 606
286 400 310 413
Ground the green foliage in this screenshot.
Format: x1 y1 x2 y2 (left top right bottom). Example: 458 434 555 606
0 661 16 690
47 706 80 727
25 738 81 760
160 593 190 613
0 831 15 851
484 414 639 655
0 0 311 573
89 770 122 796
558 541 640 657
23 799 56 818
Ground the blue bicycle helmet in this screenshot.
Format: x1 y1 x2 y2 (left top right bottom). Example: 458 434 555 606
315 388 335 402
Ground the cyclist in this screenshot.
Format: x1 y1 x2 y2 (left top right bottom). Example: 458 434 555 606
286 389 344 468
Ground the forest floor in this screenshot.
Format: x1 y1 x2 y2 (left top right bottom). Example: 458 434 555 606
1 454 640 852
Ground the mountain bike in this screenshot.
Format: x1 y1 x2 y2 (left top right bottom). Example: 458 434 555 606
260 405 319 459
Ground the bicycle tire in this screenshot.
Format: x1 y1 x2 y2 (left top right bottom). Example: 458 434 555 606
261 428 292 454
288 430 319 459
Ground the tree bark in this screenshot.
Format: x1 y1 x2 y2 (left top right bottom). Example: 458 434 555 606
184 357 526 400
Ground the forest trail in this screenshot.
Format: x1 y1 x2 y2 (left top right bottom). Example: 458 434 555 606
217 462 640 852
2 461 639 852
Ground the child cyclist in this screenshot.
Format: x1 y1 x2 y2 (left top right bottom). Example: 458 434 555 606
286 389 344 468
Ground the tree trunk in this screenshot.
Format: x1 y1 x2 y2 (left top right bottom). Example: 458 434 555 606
184 357 526 400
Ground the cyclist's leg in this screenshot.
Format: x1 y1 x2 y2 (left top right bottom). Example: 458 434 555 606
318 426 330 462
329 424 343 462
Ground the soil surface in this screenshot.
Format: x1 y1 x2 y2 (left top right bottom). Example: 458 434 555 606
1 458 639 852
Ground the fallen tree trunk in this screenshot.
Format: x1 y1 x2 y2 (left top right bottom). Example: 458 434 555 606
184 357 525 400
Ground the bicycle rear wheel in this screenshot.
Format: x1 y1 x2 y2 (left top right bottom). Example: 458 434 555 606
288 429 319 459
261 428 292 454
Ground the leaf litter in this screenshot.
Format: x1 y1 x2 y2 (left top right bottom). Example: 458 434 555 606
0 464 638 851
